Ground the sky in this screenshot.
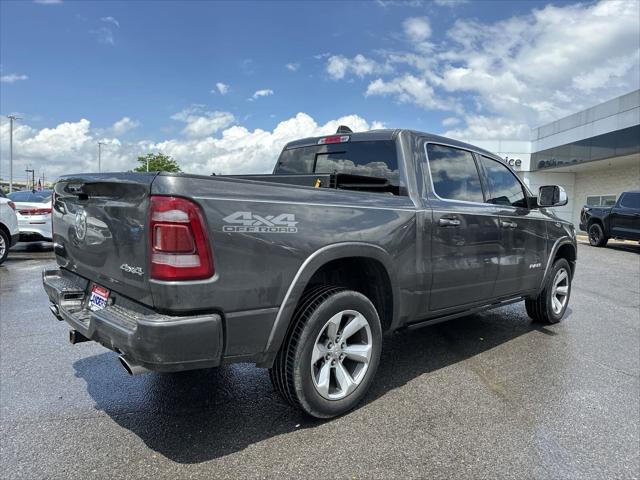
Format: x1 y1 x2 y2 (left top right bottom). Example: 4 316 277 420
0 0 639 181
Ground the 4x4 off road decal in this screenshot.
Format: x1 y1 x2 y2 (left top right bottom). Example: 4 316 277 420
222 211 298 233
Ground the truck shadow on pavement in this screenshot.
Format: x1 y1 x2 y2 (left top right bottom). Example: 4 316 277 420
73 307 546 464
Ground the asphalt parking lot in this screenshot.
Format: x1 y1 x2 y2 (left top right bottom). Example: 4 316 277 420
1 241 638 479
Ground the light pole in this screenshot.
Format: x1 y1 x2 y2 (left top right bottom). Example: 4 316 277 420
25 167 34 191
7 115 21 193
97 141 105 173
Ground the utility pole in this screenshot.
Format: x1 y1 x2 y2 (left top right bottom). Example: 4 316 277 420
7 115 21 193
25 167 34 191
97 141 105 173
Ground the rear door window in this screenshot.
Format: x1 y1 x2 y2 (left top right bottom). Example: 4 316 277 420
479 156 527 208
426 144 484 203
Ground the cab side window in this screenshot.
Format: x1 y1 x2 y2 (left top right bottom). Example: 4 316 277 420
620 192 640 209
426 144 484 203
479 156 527 208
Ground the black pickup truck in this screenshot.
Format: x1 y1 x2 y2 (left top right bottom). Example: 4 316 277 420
43 127 577 418
580 191 640 247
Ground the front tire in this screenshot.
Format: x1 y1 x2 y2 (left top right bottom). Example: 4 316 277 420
525 258 572 324
588 223 608 247
0 229 9 265
270 287 382 418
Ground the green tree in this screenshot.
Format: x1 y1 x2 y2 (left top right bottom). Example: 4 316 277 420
134 153 181 173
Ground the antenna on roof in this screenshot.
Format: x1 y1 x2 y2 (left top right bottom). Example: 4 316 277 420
336 125 353 134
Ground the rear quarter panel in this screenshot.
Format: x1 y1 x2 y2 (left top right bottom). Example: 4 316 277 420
150 175 419 320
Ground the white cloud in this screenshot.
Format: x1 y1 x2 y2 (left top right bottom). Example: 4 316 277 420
0 118 132 180
434 0 468 6
366 74 454 111
250 89 274 100
0 113 383 180
442 117 460 127
443 115 530 141
286 63 300 72
100 16 120 28
571 51 639 94
326 54 391 80
90 27 115 45
376 0 423 7
111 117 140 135
403 17 431 42
330 0 640 141
171 106 235 137
212 82 229 95
0 74 28 83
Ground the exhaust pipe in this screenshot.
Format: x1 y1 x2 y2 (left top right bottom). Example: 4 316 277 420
69 330 90 344
118 355 150 376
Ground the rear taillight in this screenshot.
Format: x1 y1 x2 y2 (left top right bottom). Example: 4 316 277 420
149 196 214 281
8 201 15 210
19 207 52 215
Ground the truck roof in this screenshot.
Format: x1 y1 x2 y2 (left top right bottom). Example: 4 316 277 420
283 128 501 160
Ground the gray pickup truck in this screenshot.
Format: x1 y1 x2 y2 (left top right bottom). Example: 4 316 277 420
43 127 576 418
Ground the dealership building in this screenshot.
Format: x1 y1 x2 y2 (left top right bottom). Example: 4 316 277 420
465 89 640 230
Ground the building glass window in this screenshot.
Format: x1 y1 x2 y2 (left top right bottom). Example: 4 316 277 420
586 195 616 206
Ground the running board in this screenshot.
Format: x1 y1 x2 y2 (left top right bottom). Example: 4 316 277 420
404 297 524 331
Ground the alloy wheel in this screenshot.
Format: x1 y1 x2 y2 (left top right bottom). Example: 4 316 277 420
551 267 570 315
311 309 372 400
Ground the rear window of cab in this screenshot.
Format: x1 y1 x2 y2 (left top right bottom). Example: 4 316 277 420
275 141 401 187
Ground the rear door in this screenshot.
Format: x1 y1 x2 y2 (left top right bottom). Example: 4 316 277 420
425 143 501 312
53 173 158 306
610 192 640 240
477 155 546 297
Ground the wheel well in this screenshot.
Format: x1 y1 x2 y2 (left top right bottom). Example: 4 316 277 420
304 257 393 332
555 243 576 276
588 217 603 228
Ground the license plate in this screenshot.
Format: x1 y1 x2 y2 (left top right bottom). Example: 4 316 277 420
88 285 110 311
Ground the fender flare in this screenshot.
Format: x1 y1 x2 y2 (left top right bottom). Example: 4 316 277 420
256 242 399 368
538 236 576 294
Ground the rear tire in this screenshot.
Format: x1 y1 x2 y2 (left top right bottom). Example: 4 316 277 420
269 287 382 418
588 223 608 247
0 229 9 265
525 258 572 324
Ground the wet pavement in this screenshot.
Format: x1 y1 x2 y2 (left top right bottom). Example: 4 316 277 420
1 241 638 479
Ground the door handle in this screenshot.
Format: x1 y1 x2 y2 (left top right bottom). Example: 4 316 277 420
500 220 518 229
438 218 461 227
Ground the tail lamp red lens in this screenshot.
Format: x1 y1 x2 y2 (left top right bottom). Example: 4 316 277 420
149 196 214 281
18 207 52 215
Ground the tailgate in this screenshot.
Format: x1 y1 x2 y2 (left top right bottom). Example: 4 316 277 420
53 173 159 307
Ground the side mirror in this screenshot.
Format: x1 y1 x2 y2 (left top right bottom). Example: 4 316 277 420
538 185 568 207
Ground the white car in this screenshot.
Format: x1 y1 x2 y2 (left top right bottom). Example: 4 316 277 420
0 192 20 265
7 189 53 242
